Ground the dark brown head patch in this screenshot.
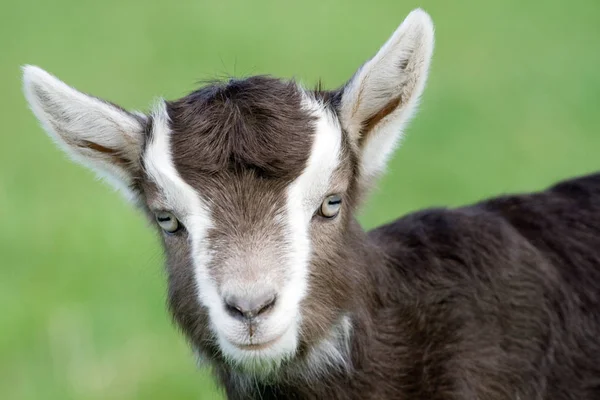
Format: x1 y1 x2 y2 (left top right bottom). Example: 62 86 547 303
166 76 315 181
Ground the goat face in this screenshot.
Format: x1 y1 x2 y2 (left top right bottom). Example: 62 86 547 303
143 79 357 376
23 9 434 379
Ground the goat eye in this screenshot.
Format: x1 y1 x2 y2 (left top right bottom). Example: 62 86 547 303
320 194 342 218
155 211 181 234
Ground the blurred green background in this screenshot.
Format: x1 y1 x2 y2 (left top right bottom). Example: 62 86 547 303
1 0 599 398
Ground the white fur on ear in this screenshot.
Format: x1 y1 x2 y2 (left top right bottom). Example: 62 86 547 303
22 65 146 201
339 9 434 186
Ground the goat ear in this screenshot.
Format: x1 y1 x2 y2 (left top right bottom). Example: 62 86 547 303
23 66 146 201
338 9 434 188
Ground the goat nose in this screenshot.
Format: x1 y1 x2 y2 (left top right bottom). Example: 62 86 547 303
224 291 277 321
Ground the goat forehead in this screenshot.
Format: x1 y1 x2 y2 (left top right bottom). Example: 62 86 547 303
141 88 345 231
166 76 319 181
185 171 290 235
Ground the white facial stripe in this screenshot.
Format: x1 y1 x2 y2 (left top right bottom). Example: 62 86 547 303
284 98 342 296
291 95 344 214
281 96 349 378
280 95 343 338
144 101 220 314
145 102 206 217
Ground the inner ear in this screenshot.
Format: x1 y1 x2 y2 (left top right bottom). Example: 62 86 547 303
360 97 402 144
81 140 132 167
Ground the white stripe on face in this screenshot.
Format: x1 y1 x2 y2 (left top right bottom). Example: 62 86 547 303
281 94 343 319
143 101 221 315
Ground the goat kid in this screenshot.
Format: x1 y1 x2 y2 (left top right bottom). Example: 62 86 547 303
23 9 600 400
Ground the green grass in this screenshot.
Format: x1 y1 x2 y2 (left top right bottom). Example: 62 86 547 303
1 0 599 398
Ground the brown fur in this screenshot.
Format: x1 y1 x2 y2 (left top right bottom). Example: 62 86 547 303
168 76 313 180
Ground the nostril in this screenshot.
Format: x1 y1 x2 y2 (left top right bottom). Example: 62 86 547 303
257 294 277 316
225 301 246 320
224 292 278 321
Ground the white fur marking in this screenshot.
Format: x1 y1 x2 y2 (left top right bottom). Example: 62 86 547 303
284 96 342 315
281 95 346 372
144 101 220 328
302 315 353 379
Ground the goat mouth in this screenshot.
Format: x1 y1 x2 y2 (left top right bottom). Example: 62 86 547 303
231 333 285 351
